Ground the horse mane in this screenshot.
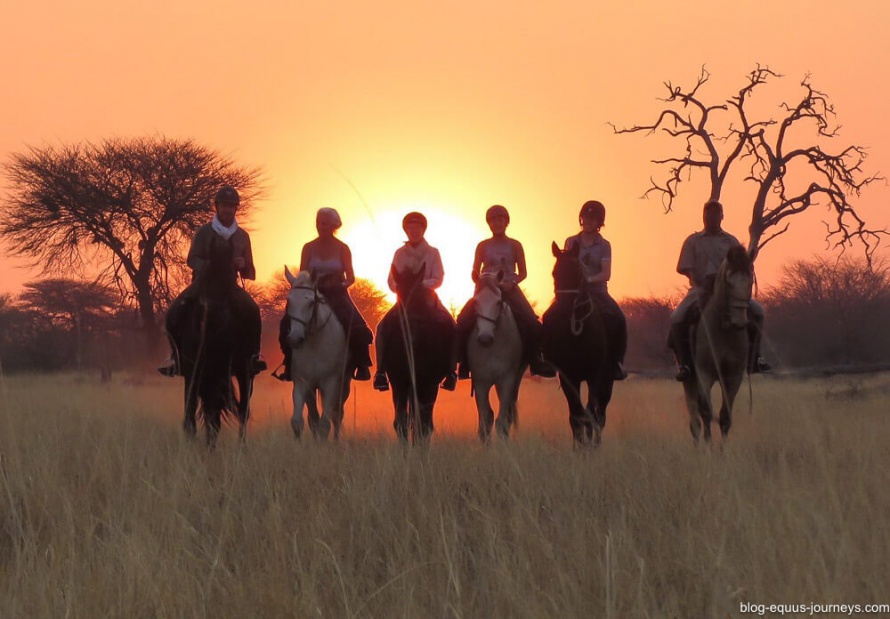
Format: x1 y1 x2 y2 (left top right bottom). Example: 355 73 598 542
290 270 314 289
709 246 753 306
475 272 502 295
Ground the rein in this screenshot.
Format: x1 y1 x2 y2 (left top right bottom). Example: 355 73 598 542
288 285 333 335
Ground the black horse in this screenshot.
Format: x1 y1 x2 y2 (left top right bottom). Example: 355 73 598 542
541 241 612 446
178 235 254 448
380 264 454 444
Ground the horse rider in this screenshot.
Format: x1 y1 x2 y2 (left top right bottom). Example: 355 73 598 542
563 200 628 380
159 185 267 377
372 211 459 392
273 207 373 382
669 199 772 381
453 204 556 380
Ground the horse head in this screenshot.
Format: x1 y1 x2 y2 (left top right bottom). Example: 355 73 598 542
474 271 506 347
391 262 432 313
284 267 324 348
712 245 754 330
551 241 584 296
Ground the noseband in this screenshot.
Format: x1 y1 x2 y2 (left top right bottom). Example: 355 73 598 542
288 285 332 335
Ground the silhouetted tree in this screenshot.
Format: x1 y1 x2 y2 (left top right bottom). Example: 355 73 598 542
17 279 117 368
613 66 884 261
0 136 263 345
761 257 890 367
621 295 678 371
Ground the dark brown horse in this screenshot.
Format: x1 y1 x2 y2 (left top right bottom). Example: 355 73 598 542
178 235 254 448
541 242 612 446
682 245 754 443
380 264 454 444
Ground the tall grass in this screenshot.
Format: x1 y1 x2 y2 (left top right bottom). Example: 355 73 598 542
1 372 889 617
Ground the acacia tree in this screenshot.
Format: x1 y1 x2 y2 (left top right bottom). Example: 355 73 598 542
612 66 884 260
0 136 263 340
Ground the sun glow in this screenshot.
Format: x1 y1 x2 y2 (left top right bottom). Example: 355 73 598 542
340 206 490 314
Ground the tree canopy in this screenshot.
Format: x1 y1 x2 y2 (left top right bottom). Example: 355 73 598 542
613 66 884 261
0 136 263 337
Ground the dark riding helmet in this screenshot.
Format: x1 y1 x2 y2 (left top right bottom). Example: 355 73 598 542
579 200 606 227
402 211 427 231
214 185 240 206
485 204 510 224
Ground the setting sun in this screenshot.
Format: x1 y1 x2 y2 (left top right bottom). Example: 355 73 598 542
340 204 491 313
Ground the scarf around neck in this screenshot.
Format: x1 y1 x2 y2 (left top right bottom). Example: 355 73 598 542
211 214 239 240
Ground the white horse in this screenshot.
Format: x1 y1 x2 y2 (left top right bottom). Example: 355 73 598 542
284 268 351 440
467 272 525 442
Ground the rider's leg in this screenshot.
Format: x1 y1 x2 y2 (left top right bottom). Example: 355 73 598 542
158 287 195 376
321 285 373 380
747 299 771 373
504 287 555 377
437 304 458 391
453 300 475 379
273 314 292 382
231 287 267 375
669 292 697 381
595 291 628 380
373 311 393 391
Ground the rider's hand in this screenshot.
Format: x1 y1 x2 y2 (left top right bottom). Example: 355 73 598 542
233 257 246 270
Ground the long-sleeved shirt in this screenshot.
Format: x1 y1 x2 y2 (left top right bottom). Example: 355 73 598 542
387 240 444 292
186 223 256 281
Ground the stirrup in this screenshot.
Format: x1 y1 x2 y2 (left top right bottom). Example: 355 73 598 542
675 365 692 382
441 372 457 391
373 372 389 392
157 360 178 377
613 362 628 381
272 367 292 382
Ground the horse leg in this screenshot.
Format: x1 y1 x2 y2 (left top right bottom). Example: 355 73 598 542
683 379 704 444
698 383 714 444
306 391 321 437
417 381 437 444
719 372 744 439
559 374 588 446
318 376 344 441
291 382 311 440
182 375 199 440
236 372 253 443
204 404 222 450
391 385 409 443
473 379 495 443
494 374 519 441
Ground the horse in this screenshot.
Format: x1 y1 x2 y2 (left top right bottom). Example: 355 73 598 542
381 264 453 444
178 234 254 449
283 268 351 440
466 271 525 442
541 241 612 446
682 245 754 443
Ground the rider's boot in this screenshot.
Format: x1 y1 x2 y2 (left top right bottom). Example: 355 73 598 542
669 322 693 382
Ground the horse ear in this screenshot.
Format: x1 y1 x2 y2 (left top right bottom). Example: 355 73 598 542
551 241 561 258
308 269 319 285
284 266 297 286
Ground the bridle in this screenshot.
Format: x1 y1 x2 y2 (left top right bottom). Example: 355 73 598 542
287 284 332 336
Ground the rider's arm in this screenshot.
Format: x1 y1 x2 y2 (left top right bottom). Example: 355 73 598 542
424 247 444 289
237 232 256 280
299 242 311 273
186 226 210 276
513 239 528 286
470 241 484 284
387 249 400 292
676 235 697 287
586 239 611 284
341 243 356 288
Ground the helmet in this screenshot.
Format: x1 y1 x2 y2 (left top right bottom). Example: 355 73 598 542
402 211 427 231
579 200 605 226
214 185 240 205
485 204 510 224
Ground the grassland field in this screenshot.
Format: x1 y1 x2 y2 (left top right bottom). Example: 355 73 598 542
1 370 889 618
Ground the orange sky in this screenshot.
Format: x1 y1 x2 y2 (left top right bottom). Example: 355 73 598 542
2 1 889 308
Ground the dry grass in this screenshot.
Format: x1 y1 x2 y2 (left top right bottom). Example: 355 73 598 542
1 371 889 618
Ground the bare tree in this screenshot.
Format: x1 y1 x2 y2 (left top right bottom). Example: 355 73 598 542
612 66 885 260
0 136 263 342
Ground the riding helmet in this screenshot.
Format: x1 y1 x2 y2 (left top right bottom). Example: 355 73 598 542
402 211 427 231
485 204 510 224
579 200 606 226
214 185 240 205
